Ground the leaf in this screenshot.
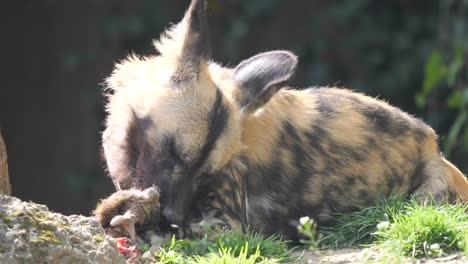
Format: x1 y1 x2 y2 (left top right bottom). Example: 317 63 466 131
447 46 464 86
462 87 468 106
415 92 427 108
443 109 468 158
463 125 468 149
422 51 447 95
447 90 462 109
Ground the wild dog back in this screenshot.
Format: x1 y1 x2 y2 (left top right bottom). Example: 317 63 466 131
237 87 440 236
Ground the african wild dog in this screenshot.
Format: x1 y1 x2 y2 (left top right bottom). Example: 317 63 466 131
98 0 468 240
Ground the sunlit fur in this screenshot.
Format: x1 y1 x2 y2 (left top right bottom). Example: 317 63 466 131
102 0 468 240
104 55 242 190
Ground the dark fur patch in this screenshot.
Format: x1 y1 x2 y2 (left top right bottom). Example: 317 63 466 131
170 0 211 87
261 215 302 242
331 141 368 162
448 189 458 203
358 189 374 205
383 168 404 196
280 121 318 199
367 137 377 148
362 105 422 139
193 156 248 229
411 127 427 143
357 175 368 185
316 95 337 117
409 161 425 194
346 176 356 186
304 125 329 157
115 113 156 189
192 88 229 173
362 106 391 133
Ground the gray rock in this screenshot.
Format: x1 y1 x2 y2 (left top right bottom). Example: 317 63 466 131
0 195 126 264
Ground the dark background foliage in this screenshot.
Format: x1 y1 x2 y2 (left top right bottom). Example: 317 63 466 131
1 0 467 215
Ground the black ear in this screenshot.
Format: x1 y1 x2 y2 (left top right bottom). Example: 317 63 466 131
234 51 298 113
181 0 210 61
171 0 211 87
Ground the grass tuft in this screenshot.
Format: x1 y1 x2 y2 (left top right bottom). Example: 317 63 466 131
187 243 276 264
152 229 294 263
374 200 468 258
309 195 467 259
319 195 407 248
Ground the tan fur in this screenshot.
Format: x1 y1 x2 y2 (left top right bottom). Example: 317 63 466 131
443 158 468 201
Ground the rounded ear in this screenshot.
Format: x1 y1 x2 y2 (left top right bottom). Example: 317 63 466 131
234 51 298 113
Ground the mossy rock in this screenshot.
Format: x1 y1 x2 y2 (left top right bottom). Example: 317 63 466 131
0 195 126 264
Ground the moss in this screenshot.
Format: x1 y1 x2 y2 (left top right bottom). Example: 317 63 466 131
0 212 10 226
25 208 71 231
32 230 61 244
10 209 25 217
0 209 25 227
21 214 61 245
2 207 69 245
94 234 104 244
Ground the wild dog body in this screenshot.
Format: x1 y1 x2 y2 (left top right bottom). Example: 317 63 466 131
239 87 448 237
100 0 468 240
209 70 466 239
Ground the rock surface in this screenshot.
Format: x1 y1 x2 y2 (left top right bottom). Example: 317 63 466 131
295 247 468 263
0 195 126 264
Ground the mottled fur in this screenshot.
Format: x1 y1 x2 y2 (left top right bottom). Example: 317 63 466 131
101 0 468 240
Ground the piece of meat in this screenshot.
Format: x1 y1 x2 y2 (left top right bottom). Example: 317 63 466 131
95 186 160 240
115 237 140 261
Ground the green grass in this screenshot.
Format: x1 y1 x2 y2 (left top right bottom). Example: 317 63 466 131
151 229 295 264
187 244 272 264
374 200 468 259
319 195 407 248
149 197 467 263
298 195 468 260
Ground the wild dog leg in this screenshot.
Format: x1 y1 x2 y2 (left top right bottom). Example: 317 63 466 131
187 159 248 236
412 154 468 203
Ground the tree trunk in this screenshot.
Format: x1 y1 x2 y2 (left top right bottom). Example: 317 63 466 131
0 132 11 195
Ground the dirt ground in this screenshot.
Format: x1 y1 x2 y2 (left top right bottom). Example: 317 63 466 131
291 248 467 264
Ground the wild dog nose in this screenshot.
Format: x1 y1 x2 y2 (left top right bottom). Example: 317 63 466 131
162 207 183 227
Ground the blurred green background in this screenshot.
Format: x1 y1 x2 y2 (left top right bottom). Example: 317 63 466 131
1 0 467 215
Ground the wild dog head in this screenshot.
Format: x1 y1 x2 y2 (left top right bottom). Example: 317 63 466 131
102 0 298 227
